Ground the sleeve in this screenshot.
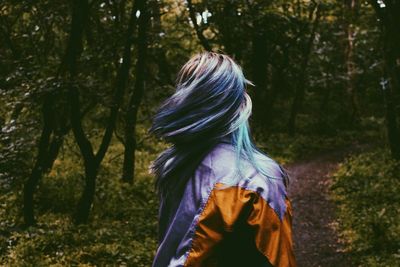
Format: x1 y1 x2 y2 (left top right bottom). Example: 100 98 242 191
183 182 297 267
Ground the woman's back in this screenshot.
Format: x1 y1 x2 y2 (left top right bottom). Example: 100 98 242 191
152 142 295 267
149 51 296 266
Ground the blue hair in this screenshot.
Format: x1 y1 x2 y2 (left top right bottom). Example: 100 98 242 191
149 52 288 200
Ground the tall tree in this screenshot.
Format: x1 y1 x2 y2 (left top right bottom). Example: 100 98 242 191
344 0 361 123
121 0 150 183
288 2 321 135
69 0 144 224
246 0 272 126
370 0 400 159
23 0 89 226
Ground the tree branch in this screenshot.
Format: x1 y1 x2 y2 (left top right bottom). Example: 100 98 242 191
187 0 212 51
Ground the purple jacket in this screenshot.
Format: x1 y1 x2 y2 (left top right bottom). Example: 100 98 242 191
152 142 296 267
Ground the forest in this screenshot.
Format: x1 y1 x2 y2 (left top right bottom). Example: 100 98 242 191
0 0 399 266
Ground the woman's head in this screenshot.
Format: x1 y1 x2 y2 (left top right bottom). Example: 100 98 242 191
149 51 287 199
150 52 253 145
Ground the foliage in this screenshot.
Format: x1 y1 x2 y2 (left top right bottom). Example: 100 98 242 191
331 148 400 266
0 133 162 266
0 0 397 265
254 116 384 164
0 122 381 265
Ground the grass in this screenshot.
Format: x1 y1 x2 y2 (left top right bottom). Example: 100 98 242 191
331 148 400 266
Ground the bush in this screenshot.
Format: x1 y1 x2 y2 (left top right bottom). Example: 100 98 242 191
0 134 161 266
254 127 380 164
1 178 158 266
331 148 400 266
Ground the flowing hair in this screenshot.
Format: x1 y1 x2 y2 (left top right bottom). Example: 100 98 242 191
149 52 288 201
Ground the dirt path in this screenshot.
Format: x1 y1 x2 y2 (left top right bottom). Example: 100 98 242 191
284 144 372 267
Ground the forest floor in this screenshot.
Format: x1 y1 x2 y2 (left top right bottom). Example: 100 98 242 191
285 142 374 267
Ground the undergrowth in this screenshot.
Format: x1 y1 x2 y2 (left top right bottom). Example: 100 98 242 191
331 148 400 266
0 119 383 266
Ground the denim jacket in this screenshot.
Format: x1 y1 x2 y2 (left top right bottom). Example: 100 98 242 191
152 142 296 267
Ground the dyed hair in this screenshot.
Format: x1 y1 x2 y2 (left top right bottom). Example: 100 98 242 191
149 52 288 201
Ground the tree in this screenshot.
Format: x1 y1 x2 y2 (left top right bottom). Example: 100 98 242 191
187 0 212 51
288 2 321 135
23 0 89 226
121 0 150 183
370 0 400 159
69 0 147 224
343 0 361 123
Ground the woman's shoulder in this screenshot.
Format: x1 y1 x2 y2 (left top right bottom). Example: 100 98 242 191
200 142 287 186
199 142 289 219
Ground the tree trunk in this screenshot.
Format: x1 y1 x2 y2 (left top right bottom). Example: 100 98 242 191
59 0 94 224
288 4 321 136
370 0 400 159
23 96 54 226
317 67 333 133
22 0 90 225
68 0 141 223
219 1 237 58
250 31 268 126
122 1 150 183
44 132 65 172
383 19 400 159
343 0 360 124
149 0 173 86
264 45 290 130
75 162 98 224
383 80 400 159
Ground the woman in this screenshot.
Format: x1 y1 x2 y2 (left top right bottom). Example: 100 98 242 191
149 52 296 267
